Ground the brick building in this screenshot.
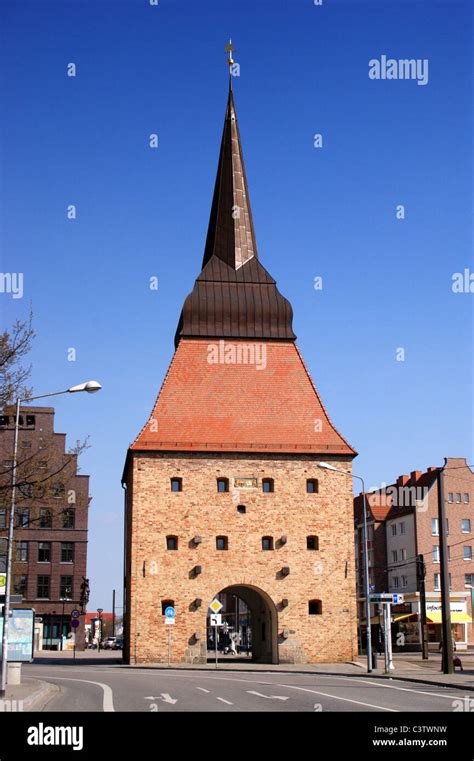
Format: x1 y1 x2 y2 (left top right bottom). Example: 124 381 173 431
123 78 358 664
354 458 474 650
0 406 90 650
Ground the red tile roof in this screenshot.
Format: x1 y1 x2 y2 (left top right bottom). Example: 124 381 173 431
130 339 356 455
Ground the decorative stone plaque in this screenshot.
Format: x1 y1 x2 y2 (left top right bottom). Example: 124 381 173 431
234 477 258 489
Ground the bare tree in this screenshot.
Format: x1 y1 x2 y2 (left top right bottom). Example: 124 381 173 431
0 310 35 409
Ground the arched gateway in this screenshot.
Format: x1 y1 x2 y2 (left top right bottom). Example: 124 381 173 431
207 585 278 664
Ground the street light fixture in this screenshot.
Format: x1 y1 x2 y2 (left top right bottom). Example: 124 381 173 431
317 461 373 673
0 381 102 697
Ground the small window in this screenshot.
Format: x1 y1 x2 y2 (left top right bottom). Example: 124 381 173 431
465 574 473 588
433 545 440 563
400 548 407 560
171 478 182 492
237 505 246 514
456 493 462 504
0 416 8 427
51 482 65 498
40 509 52 529
431 518 439 536
393 576 399 588
16 509 30 527
62 508 75 529
38 461 48 469
217 478 229 493
0 510 5 529
464 546 472 561
307 536 319 550
161 599 174 615
464 493 470 504
308 599 322 615
400 522 405 535
166 535 178 550
447 493 453 503
13 575 27 596
61 542 74 563
38 542 51 563
15 541 28 562
462 519 471 533
37 575 50 599
401 575 408 587
216 536 228 550
262 478 274 493
306 479 318 494
20 441 31 449
434 573 440 591
19 483 33 498
26 414 35 427
392 550 397 562
391 524 397 536
262 536 273 551
60 577 73 599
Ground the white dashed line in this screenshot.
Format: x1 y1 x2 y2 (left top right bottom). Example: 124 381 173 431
216 697 233 705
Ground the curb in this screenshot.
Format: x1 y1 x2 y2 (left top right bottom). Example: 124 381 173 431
23 679 60 712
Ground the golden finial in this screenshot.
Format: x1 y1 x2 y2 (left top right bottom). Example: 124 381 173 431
224 38 235 68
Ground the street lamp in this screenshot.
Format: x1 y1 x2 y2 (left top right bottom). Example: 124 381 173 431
0 381 102 697
97 609 103 650
317 461 373 673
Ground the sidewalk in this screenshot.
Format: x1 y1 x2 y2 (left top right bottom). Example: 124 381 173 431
1 676 59 712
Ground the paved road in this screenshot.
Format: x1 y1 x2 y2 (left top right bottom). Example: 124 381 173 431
22 662 469 713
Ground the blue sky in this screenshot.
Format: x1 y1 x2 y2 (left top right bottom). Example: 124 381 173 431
1 0 472 612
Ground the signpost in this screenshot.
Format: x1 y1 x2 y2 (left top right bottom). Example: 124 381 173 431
369 594 398 673
209 600 223 668
164 607 175 665
70 617 80 663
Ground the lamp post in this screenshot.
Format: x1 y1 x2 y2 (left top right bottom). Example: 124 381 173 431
97 608 103 651
0 381 102 697
317 462 372 673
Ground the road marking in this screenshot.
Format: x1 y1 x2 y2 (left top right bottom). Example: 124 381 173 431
39 676 115 712
159 693 178 705
216 697 233 705
196 687 210 693
301 674 465 701
247 690 289 701
272 684 398 712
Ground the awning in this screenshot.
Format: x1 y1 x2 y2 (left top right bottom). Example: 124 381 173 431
393 613 418 622
426 612 472 624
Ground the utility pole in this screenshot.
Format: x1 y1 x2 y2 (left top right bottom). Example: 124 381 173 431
437 464 453 674
416 554 429 660
112 590 116 638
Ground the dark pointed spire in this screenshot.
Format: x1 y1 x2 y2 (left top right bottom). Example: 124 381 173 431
175 64 296 347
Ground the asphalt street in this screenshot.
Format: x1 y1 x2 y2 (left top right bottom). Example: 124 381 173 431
22 662 469 713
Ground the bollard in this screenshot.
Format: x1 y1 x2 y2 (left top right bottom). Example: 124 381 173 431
7 663 21 685
372 651 378 670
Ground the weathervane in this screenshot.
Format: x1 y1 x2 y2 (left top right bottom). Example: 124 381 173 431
224 38 235 89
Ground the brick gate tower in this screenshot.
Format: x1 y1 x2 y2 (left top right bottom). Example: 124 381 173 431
123 70 358 664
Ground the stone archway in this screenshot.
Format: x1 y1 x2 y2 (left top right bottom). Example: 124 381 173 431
207 584 278 664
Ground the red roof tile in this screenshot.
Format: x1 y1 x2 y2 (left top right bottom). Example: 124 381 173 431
131 339 356 455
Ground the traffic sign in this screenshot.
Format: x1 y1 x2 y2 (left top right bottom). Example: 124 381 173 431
0 574 5 592
71 619 80 629
370 593 404 604
164 618 175 625
209 598 223 614
369 594 394 603
164 606 175 619
210 613 222 626
71 609 80 619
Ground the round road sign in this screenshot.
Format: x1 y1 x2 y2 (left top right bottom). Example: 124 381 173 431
164 606 175 619
71 609 80 619
71 619 80 629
